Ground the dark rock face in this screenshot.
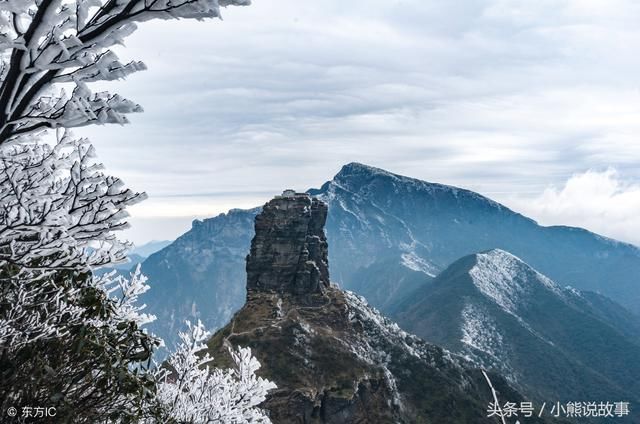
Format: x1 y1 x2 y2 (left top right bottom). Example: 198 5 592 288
209 286 534 424
246 193 329 297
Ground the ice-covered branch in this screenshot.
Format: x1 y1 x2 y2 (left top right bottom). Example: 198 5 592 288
0 132 158 420
0 0 251 144
0 1 258 420
152 320 276 423
0 130 145 274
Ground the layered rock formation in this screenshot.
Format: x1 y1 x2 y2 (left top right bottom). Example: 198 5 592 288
207 192 550 423
246 192 330 297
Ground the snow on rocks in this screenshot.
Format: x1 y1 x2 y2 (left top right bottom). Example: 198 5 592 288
460 302 504 361
469 249 563 317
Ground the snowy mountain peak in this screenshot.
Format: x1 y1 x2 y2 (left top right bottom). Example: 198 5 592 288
336 162 396 178
474 249 533 273
473 249 561 293
469 249 562 316
334 162 430 189
328 163 512 215
396 246 640 407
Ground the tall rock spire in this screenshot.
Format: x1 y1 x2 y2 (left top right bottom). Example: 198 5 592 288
246 191 330 296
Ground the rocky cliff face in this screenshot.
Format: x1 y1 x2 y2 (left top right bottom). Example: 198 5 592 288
246 193 330 297
207 193 549 424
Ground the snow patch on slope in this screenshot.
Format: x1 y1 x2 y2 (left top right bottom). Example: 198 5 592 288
343 291 469 407
460 302 517 382
401 251 437 277
460 302 504 359
468 249 559 347
469 249 562 316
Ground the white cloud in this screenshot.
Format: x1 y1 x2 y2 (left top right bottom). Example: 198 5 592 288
503 169 640 246
73 0 640 243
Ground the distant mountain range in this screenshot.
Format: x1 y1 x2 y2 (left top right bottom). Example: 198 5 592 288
97 240 173 274
392 249 640 411
310 163 640 316
141 209 257 347
139 164 640 369
132 240 172 258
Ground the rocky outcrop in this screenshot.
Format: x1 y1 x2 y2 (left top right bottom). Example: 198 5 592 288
207 192 550 424
246 192 329 297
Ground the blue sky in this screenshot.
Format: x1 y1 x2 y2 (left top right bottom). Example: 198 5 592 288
80 0 640 246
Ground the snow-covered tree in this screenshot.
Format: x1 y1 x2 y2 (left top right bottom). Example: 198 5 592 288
0 130 277 422
0 0 249 145
0 1 276 423
0 132 159 421
151 320 276 423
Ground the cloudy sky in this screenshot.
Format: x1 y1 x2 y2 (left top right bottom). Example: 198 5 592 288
80 0 640 246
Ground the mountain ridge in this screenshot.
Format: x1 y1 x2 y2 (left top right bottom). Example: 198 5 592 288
140 162 640 349
328 162 640 252
392 248 640 416
311 162 640 314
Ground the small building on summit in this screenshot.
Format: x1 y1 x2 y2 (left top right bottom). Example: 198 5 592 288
276 189 307 198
